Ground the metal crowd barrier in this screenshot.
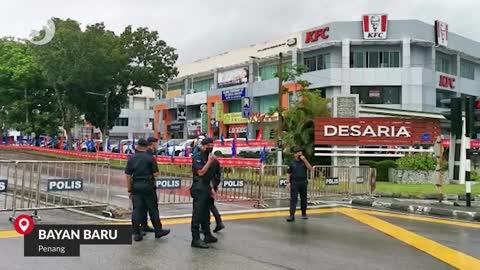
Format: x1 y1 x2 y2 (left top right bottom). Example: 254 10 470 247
253 165 374 208
153 164 262 204
0 160 111 221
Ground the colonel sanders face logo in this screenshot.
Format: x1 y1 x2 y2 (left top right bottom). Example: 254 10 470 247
370 15 381 32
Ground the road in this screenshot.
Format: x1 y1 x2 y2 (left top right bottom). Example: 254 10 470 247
0 206 479 270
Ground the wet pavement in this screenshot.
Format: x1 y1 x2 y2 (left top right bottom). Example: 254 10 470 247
0 207 479 270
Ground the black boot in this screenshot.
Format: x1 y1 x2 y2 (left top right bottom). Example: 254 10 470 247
133 234 143 242
204 233 218 243
155 229 170 239
191 231 209 248
213 222 225 233
143 225 155 233
286 216 295 222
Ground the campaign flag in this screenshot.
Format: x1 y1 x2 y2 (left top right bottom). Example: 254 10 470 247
171 145 175 161
19 135 23 145
165 142 170 156
132 138 135 150
245 128 249 145
107 139 111 152
184 146 189 157
260 145 266 164
220 132 225 146
231 134 237 157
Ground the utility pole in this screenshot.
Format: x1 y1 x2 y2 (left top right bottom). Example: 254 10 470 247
104 91 109 153
277 52 283 168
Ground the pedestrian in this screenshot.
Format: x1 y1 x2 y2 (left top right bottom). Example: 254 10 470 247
286 146 313 222
125 138 170 241
210 159 225 233
190 137 218 248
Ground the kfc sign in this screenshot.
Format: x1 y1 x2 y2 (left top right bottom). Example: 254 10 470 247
439 75 455 89
305 27 330 44
435 20 448 47
363 14 388 40
315 117 441 146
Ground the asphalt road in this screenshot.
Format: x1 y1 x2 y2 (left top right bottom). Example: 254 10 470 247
0 207 479 270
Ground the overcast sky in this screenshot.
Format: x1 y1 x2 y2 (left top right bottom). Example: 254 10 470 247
1 0 479 64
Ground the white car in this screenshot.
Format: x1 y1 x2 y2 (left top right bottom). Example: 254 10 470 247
166 139 196 156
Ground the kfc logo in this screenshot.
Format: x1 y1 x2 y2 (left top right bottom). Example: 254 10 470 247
435 20 448 47
363 14 388 40
305 27 330 44
439 75 455 89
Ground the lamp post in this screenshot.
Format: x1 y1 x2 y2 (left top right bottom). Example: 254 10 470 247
85 91 110 152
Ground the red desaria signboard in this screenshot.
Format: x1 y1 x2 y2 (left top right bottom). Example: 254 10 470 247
314 117 441 146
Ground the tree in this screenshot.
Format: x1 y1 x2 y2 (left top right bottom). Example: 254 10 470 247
272 64 330 162
32 18 84 149
0 38 60 137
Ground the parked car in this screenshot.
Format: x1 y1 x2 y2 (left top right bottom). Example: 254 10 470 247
157 139 184 155
167 139 196 156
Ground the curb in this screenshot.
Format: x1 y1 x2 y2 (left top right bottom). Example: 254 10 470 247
351 198 479 222
374 192 480 202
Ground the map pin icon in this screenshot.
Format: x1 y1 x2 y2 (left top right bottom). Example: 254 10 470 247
19 218 29 233
14 214 34 235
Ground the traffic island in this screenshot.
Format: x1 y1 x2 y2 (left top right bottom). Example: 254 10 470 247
351 197 480 222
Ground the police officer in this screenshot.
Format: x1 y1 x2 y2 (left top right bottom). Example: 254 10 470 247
210 159 225 233
191 137 218 248
125 138 170 241
286 146 313 222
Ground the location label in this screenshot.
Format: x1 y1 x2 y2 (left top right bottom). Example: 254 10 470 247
14 215 35 235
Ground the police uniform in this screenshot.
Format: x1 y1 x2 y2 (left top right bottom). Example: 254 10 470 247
287 148 309 221
210 160 225 232
191 138 218 248
125 139 169 241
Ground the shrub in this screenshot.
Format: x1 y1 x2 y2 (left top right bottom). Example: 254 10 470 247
396 153 437 171
371 160 397 182
471 170 480 181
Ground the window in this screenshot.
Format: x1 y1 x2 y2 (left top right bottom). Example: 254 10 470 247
192 79 213 92
351 86 401 104
259 63 292 81
228 100 241 112
436 53 454 75
168 83 185 91
460 61 475 80
114 118 129 127
257 95 277 113
303 54 330 72
350 51 400 68
436 90 456 108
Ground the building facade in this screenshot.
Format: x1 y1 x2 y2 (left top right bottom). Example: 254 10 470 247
154 16 480 140
75 87 155 141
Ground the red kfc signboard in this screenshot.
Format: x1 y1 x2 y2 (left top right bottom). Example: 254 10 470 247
439 75 455 89
305 26 330 44
315 117 441 146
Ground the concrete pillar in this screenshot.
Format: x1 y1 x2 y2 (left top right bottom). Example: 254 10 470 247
401 38 416 110
129 96 134 109
341 39 350 95
292 48 299 66
247 60 255 139
456 53 461 97
213 69 218 90
183 78 189 139
402 38 411 68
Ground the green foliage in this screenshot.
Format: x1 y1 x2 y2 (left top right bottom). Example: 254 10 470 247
471 170 480 181
396 153 437 171
370 160 397 182
281 89 330 162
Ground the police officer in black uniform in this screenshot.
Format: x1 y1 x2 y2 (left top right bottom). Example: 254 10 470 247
125 138 170 241
191 137 218 248
286 146 313 222
210 159 225 233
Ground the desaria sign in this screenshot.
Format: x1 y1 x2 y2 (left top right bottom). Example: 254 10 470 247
314 117 441 146
324 125 411 138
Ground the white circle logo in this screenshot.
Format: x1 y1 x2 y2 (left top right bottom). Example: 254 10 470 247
29 18 56 45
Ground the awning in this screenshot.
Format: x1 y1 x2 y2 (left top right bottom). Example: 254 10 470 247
359 106 445 120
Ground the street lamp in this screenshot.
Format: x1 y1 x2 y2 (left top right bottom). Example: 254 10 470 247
85 91 110 152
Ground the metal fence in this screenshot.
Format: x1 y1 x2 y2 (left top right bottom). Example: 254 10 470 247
153 164 262 204
0 160 111 221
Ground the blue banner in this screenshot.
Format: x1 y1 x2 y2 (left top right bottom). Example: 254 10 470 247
221 88 245 101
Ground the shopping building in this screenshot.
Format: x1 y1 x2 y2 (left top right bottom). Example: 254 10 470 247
153 15 480 140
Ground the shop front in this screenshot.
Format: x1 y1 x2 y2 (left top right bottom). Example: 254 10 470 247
167 123 184 139
223 112 248 138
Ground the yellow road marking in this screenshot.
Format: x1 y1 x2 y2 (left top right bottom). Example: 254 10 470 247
100 208 339 226
340 208 480 270
0 230 21 239
359 208 480 229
